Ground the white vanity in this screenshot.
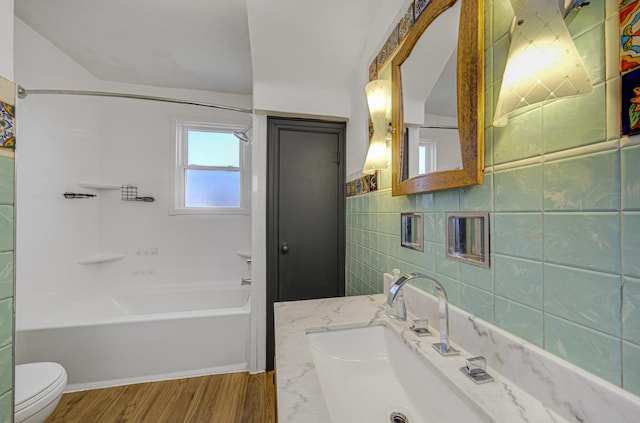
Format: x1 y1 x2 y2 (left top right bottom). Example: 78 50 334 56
274 286 640 422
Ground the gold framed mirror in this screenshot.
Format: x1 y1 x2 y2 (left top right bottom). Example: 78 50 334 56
391 0 483 196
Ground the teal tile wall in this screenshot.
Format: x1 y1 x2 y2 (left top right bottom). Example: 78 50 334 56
0 156 12 423
346 0 640 396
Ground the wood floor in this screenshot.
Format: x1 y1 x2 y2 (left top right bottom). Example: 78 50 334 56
45 371 277 423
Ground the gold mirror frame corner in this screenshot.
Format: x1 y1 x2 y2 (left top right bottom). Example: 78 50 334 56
391 0 484 196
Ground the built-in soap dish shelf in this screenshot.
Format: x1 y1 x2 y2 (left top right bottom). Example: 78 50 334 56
77 253 125 264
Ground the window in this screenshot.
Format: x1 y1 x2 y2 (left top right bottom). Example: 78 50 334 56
172 121 250 215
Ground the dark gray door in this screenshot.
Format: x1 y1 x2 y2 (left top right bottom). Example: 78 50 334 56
267 117 345 369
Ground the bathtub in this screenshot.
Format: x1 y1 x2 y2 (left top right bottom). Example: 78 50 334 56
15 283 251 391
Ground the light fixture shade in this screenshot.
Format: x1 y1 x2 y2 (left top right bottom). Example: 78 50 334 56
493 0 593 127
363 80 392 174
362 134 388 175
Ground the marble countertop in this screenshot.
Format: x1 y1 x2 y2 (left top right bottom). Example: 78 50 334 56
274 293 566 423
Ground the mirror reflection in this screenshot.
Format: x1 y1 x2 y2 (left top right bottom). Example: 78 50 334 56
391 0 483 196
400 0 462 180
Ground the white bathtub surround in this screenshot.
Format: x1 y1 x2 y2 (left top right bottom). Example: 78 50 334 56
16 283 250 391
274 287 640 423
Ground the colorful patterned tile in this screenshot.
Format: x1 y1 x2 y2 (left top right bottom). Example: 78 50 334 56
0 101 15 151
623 213 640 278
369 59 378 82
545 314 621 385
623 276 640 345
495 297 543 347
494 255 543 309
621 69 640 136
542 83 606 152
544 212 620 273
622 145 640 210
398 3 415 42
494 164 542 211
545 264 621 336
543 149 620 211
460 283 494 322
620 0 640 76
414 0 431 20
623 341 640 396
494 108 543 164
493 213 543 260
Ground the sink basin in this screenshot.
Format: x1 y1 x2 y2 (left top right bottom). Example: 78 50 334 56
306 324 489 423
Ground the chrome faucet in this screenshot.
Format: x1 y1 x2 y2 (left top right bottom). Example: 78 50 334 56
387 272 459 356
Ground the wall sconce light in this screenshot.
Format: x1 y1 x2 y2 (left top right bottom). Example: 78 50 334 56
493 0 593 127
363 79 392 175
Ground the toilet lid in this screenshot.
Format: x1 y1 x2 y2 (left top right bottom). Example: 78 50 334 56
15 362 67 412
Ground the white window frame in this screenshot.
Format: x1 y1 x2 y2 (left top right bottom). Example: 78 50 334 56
170 120 250 215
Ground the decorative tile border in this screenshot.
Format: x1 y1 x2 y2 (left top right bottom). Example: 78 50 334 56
368 1 433 82
346 171 379 197
620 1 640 136
0 77 15 156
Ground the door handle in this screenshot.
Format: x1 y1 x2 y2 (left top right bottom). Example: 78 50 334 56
281 242 289 253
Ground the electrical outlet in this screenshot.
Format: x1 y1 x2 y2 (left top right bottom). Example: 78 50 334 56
136 248 158 256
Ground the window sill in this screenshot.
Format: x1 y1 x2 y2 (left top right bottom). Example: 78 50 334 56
169 207 250 216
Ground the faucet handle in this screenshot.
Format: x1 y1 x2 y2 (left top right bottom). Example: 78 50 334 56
465 356 487 375
461 356 494 384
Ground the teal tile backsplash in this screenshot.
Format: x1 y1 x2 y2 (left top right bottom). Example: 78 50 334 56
544 264 621 337
623 276 640 345
494 255 543 309
544 213 620 273
346 0 639 398
493 213 543 260
545 314 621 385
622 145 640 210
623 342 640 396
543 150 620 211
494 164 542 211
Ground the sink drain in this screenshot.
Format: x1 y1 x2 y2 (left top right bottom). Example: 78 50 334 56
390 411 409 423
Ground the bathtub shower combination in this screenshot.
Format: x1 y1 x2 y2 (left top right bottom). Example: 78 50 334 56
16 283 251 391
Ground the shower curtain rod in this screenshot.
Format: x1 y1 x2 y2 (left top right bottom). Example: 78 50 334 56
16 86 253 115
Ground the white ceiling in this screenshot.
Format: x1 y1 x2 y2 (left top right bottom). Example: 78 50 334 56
15 0 254 94
14 0 388 100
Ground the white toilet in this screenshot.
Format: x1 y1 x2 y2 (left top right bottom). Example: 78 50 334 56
14 362 67 423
